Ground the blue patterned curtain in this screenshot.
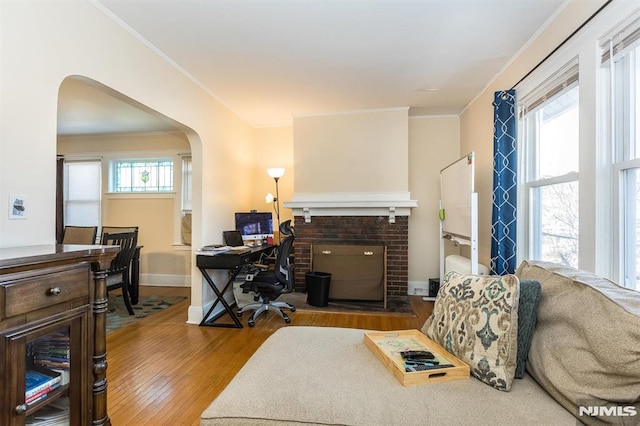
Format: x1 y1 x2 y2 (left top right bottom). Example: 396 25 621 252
491 90 517 275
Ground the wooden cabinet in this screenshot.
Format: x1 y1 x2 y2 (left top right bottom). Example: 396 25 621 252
0 245 117 425
311 241 386 307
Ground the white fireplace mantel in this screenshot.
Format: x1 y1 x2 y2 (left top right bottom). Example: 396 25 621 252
283 192 418 223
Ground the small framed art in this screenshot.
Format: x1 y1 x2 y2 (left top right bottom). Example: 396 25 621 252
9 194 27 219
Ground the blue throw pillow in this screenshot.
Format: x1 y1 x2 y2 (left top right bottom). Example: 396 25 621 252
515 280 542 378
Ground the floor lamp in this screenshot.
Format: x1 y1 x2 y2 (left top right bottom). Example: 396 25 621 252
266 168 285 244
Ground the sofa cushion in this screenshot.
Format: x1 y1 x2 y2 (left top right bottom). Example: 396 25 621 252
421 271 520 391
201 326 576 426
515 260 640 425
514 280 541 379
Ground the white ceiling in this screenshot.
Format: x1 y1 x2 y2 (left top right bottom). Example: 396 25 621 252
58 0 567 134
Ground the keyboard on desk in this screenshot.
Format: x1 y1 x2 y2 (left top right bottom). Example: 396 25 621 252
196 245 272 269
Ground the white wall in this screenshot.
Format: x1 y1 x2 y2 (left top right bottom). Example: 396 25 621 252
0 0 255 323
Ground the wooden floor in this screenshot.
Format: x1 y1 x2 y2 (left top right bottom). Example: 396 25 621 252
106 286 434 425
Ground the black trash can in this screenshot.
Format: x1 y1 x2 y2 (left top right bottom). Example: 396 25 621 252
305 271 332 307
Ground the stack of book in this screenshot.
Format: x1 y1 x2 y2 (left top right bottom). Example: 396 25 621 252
32 332 70 372
25 368 61 406
25 331 71 407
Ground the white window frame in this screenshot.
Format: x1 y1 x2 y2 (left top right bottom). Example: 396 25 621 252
63 159 102 229
602 11 640 288
178 154 192 246
518 60 580 267
513 2 640 279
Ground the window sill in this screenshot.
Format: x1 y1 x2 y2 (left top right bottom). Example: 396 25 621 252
106 192 176 199
173 243 192 251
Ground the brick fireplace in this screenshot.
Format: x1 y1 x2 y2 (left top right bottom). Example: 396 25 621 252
292 215 409 297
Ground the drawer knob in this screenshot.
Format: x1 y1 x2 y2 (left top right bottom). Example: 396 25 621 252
15 403 27 414
48 287 62 296
322 250 331 255
364 251 374 256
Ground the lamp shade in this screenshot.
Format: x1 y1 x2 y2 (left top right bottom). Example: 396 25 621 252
267 168 285 179
265 193 274 203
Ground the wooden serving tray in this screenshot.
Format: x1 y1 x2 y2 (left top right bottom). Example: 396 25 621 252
364 329 470 386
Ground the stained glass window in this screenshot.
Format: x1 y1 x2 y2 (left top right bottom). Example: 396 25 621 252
113 160 173 192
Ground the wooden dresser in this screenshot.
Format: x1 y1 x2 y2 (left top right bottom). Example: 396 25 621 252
0 244 118 425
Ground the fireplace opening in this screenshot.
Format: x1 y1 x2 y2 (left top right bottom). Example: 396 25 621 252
311 240 386 307
293 216 408 299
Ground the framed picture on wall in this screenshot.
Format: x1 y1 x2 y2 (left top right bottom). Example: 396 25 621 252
9 194 27 219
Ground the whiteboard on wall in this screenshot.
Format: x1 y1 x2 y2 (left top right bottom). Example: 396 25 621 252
440 152 475 239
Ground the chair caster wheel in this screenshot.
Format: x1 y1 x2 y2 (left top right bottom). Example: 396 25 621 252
248 321 255 327
290 307 296 312
284 316 291 324
237 312 242 317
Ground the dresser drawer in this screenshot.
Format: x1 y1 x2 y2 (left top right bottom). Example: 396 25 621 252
2 267 90 319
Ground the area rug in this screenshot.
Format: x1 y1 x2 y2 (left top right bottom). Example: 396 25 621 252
106 294 187 334
278 291 415 316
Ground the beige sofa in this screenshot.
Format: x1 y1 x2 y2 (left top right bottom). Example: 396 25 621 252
201 261 640 425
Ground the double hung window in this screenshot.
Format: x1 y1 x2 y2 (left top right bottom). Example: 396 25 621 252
602 15 640 290
519 61 580 268
63 160 101 227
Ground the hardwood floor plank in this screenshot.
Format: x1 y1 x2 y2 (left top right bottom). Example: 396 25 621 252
106 286 433 425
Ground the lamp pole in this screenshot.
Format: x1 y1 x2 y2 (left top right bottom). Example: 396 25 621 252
267 168 285 244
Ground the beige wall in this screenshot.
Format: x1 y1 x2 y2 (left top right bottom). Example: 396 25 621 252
58 131 192 285
107 197 190 278
459 0 610 267
292 108 409 193
408 116 460 286
250 126 295 227
58 131 191 153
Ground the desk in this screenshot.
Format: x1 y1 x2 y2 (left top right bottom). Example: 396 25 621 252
197 245 275 327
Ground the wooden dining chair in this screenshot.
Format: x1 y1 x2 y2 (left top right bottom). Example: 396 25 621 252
101 226 141 304
61 226 98 245
101 231 138 315
100 226 139 241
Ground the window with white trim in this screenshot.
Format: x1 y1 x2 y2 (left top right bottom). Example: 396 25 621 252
181 156 192 212
64 160 101 228
112 159 173 192
602 14 640 290
180 155 192 245
519 61 580 268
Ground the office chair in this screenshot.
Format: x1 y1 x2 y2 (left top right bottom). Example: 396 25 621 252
237 220 296 327
61 225 98 245
101 231 138 315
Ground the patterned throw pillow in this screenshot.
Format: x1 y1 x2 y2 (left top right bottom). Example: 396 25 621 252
422 271 520 391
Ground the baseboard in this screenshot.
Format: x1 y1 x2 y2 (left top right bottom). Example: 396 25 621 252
189 291 236 325
408 280 429 296
187 305 202 324
140 273 191 287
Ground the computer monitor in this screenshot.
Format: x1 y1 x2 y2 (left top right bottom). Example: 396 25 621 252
234 212 273 241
